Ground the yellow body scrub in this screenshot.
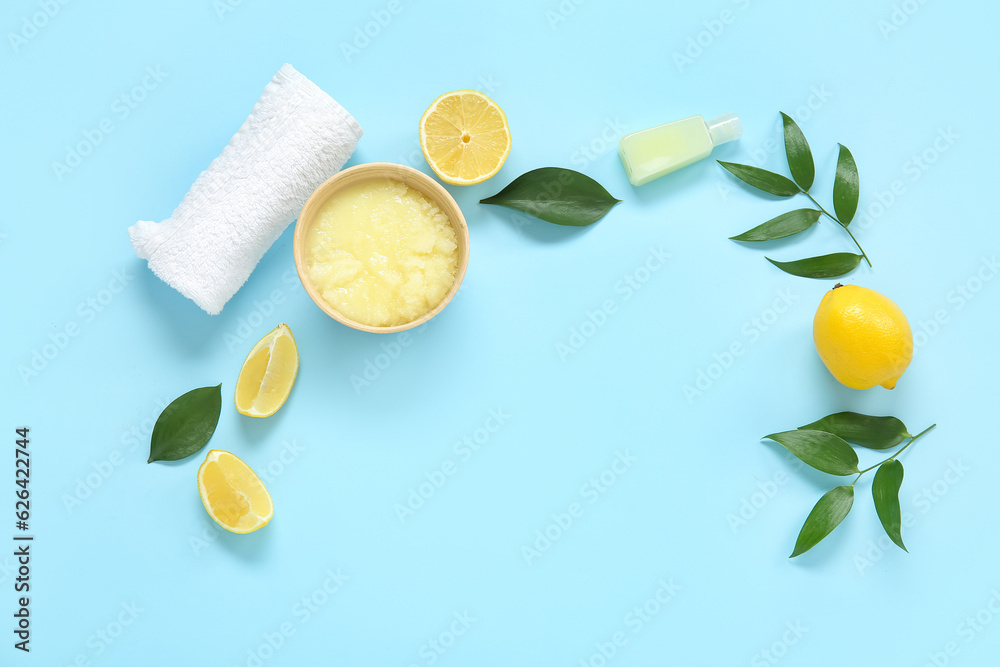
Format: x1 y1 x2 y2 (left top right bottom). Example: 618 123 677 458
304 178 459 327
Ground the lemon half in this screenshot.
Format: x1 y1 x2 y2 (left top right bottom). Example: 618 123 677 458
419 90 511 185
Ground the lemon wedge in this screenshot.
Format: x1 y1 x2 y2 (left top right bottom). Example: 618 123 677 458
197 449 273 534
235 323 298 417
419 90 511 185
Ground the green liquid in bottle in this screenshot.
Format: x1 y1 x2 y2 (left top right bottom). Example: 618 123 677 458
619 113 741 186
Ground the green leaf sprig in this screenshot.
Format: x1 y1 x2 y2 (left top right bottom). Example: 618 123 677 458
720 112 870 279
148 384 222 463
480 167 621 226
763 412 936 557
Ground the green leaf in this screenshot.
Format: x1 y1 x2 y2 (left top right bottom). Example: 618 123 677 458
833 144 860 225
790 486 855 557
730 208 822 242
872 460 907 552
765 252 863 279
479 167 621 227
780 112 815 191
717 162 799 197
763 430 859 476
148 384 222 463
799 412 911 450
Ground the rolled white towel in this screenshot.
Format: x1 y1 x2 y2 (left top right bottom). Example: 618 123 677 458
128 63 363 315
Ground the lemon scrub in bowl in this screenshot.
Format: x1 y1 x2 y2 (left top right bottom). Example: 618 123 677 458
294 163 469 332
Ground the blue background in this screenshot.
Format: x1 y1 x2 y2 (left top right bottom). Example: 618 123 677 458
4 0 999 665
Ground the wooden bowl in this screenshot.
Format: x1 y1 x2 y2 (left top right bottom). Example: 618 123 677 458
293 162 470 333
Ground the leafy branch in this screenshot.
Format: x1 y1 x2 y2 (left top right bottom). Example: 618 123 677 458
763 412 936 557
720 112 870 279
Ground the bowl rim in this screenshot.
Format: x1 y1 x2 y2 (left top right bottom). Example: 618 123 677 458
293 162 470 334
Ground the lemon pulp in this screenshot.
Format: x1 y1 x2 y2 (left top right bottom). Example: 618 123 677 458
419 90 511 185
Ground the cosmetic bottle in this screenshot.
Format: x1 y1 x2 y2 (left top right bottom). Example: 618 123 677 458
619 113 742 186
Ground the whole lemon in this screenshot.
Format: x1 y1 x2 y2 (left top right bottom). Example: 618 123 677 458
813 284 913 390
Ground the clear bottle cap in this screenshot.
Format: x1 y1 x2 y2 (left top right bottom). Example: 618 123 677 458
707 112 742 146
